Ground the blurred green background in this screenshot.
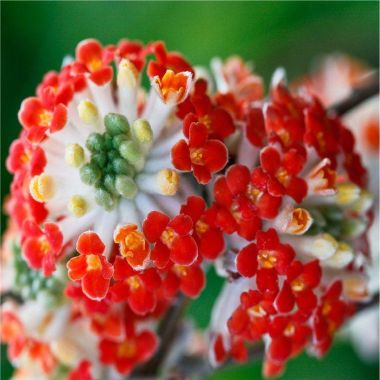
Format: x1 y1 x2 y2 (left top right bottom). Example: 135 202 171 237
1 1 379 379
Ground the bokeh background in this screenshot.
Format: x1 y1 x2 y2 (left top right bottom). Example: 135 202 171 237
1 1 379 379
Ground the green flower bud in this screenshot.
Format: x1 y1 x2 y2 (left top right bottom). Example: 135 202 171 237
112 134 130 150
91 152 107 168
80 163 102 185
86 133 105 152
119 140 143 165
104 113 130 136
104 173 118 195
95 188 117 211
115 175 137 199
113 157 133 175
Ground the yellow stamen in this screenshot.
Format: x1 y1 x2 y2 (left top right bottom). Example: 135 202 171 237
291 278 305 292
132 119 153 144
29 173 55 202
190 149 204 165
127 276 141 290
161 227 175 247
68 195 88 217
117 340 137 358
258 250 277 269
247 304 266 318
351 189 374 213
86 254 102 271
117 59 139 88
157 169 180 196
39 110 53 127
77 100 99 125
335 182 361 206
65 143 85 167
195 220 209 235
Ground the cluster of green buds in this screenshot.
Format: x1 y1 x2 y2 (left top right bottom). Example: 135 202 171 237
11 242 67 308
65 111 153 211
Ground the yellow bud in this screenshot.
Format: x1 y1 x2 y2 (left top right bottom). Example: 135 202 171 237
65 144 85 167
51 338 78 366
77 100 99 124
132 119 153 144
157 169 180 196
117 59 139 88
336 182 361 205
29 174 55 202
352 189 374 213
68 195 88 217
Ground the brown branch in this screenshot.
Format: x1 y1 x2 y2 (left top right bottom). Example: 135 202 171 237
133 294 189 377
328 73 379 116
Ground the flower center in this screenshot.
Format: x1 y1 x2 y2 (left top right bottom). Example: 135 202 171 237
117 340 137 358
39 110 53 127
190 148 204 165
161 228 175 247
86 254 102 271
258 250 277 269
247 304 266 318
75 113 152 211
127 276 141 290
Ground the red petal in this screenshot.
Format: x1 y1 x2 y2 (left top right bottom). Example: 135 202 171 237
67 255 87 281
180 196 205 222
169 214 193 235
76 39 103 65
129 286 156 315
275 281 295 313
90 66 113 85
170 235 198 265
226 164 251 195
151 242 170 269
236 243 258 278
82 270 110 301
76 231 105 256
142 211 170 242
260 146 281 174
203 140 228 172
50 104 68 132
188 122 208 147
179 265 205 297
171 140 191 170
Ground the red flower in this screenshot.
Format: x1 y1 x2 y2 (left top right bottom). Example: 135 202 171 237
265 83 306 147
99 324 158 375
178 79 235 140
114 224 150 269
236 228 295 278
67 231 114 301
147 40 193 78
36 70 74 108
245 106 267 148
284 259 322 314
180 196 225 260
228 289 277 341
214 164 284 240
73 39 114 86
116 39 146 72
172 122 228 184
260 144 308 202
68 360 93 380
311 281 352 357
110 257 161 315
143 211 198 268
18 97 68 143
162 263 206 299
6 135 46 176
22 221 63 276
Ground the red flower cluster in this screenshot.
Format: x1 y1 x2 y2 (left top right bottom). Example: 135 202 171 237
172 79 235 184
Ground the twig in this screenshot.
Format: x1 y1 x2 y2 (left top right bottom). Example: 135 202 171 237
133 294 189 377
328 73 379 116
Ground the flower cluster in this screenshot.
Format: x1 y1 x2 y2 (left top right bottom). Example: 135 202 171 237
1 39 374 379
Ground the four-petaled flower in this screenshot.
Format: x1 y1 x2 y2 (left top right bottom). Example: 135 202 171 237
143 211 198 268
67 231 114 301
22 221 63 276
